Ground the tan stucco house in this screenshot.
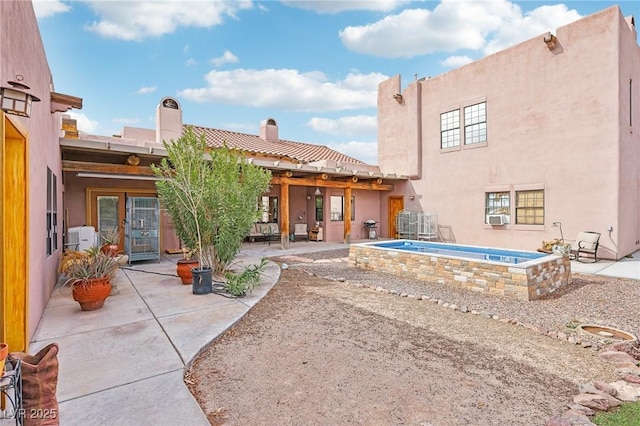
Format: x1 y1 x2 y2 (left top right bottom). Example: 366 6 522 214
377 5 640 261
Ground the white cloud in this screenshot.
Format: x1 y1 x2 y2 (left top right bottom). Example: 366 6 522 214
483 4 581 55
307 115 376 136
178 69 389 112
136 86 157 95
439 55 474 68
339 0 581 59
83 0 253 41
282 0 409 14
68 112 99 134
211 51 239 67
33 0 71 18
186 58 197 67
327 141 378 165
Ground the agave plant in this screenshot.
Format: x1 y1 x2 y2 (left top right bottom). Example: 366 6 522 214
100 227 121 246
63 247 120 289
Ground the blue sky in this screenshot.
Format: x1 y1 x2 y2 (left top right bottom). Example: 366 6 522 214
34 0 639 164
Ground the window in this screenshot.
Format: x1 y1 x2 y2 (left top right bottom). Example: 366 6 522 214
464 102 487 145
440 109 460 149
330 195 356 221
515 190 544 225
260 196 278 222
46 168 58 256
485 192 510 223
315 196 324 222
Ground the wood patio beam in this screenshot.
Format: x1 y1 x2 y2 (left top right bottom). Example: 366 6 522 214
271 176 393 191
62 160 155 176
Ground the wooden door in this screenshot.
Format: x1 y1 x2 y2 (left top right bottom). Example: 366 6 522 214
88 191 126 251
1 114 29 351
388 196 404 239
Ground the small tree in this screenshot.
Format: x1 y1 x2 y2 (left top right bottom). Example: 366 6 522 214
152 128 271 277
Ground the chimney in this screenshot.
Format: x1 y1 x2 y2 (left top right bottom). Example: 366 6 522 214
260 118 278 141
156 97 183 145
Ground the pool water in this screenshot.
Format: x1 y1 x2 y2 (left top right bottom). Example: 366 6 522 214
372 240 545 265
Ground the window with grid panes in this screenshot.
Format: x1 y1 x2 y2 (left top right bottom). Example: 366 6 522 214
515 190 544 225
485 192 510 223
464 102 486 145
440 109 460 148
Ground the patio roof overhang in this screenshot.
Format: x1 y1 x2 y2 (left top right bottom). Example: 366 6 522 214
60 137 408 187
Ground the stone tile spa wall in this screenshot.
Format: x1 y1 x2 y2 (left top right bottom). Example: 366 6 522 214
349 245 571 301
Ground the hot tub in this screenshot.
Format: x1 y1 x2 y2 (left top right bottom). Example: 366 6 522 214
349 240 571 301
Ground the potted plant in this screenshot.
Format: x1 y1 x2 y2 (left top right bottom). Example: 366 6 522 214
152 128 271 295
176 248 199 285
99 227 120 256
63 247 120 311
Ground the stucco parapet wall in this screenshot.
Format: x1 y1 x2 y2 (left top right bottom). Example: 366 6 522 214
349 244 571 301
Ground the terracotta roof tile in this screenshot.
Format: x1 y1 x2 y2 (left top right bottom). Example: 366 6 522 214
187 125 365 165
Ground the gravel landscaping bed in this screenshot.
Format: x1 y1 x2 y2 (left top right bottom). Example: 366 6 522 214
274 248 640 348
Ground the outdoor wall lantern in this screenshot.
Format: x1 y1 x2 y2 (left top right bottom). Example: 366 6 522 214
393 93 403 104
0 76 41 117
314 187 322 196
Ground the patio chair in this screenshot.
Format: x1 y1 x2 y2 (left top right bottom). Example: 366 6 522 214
294 223 309 242
571 231 601 262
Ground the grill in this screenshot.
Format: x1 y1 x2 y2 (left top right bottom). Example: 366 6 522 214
363 220 378 239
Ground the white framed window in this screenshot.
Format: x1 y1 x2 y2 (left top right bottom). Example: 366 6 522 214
440 109 460 149
485 191 510 224
330 195 355 221
464 102 487 145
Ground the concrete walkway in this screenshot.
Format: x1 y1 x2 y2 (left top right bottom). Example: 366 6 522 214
25 241 349 425
15 243 640 425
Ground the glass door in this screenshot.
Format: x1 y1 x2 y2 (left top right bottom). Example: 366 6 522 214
90 192 125 252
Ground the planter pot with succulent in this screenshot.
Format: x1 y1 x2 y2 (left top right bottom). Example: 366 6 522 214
99 227 121 256
63 247 120 311
152 128 271 295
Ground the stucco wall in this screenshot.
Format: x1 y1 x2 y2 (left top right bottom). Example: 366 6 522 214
378 6 640 259
0 1 66 343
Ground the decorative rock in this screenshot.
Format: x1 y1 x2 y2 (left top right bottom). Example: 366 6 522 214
431 298 439 304
572 393 609 411
593 381 617 396
621 373 640 384
600 350 637 365
615 365 640 376
603 341 640 360
389 289 398 294
581 342 592 349
400 292 408 297
562 409 597 425
545 417 571 426
610 381 640 401
460 305 469 313
437 300 444 306
557 332 567 340
566 403 595 416
442 302 450 308
408 294 416 299
471 310 479 315
415 295 422 300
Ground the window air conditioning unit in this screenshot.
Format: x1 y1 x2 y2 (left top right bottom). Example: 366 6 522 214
488 214 508 225
67 226 98 251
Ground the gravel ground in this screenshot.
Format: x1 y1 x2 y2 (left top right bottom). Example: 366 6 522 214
188 247 636 425
278 248 640 344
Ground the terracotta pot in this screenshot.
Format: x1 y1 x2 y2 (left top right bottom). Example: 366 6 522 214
0 342 7 372
177 259 199 285
100 244 119 256
72 277 112 311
